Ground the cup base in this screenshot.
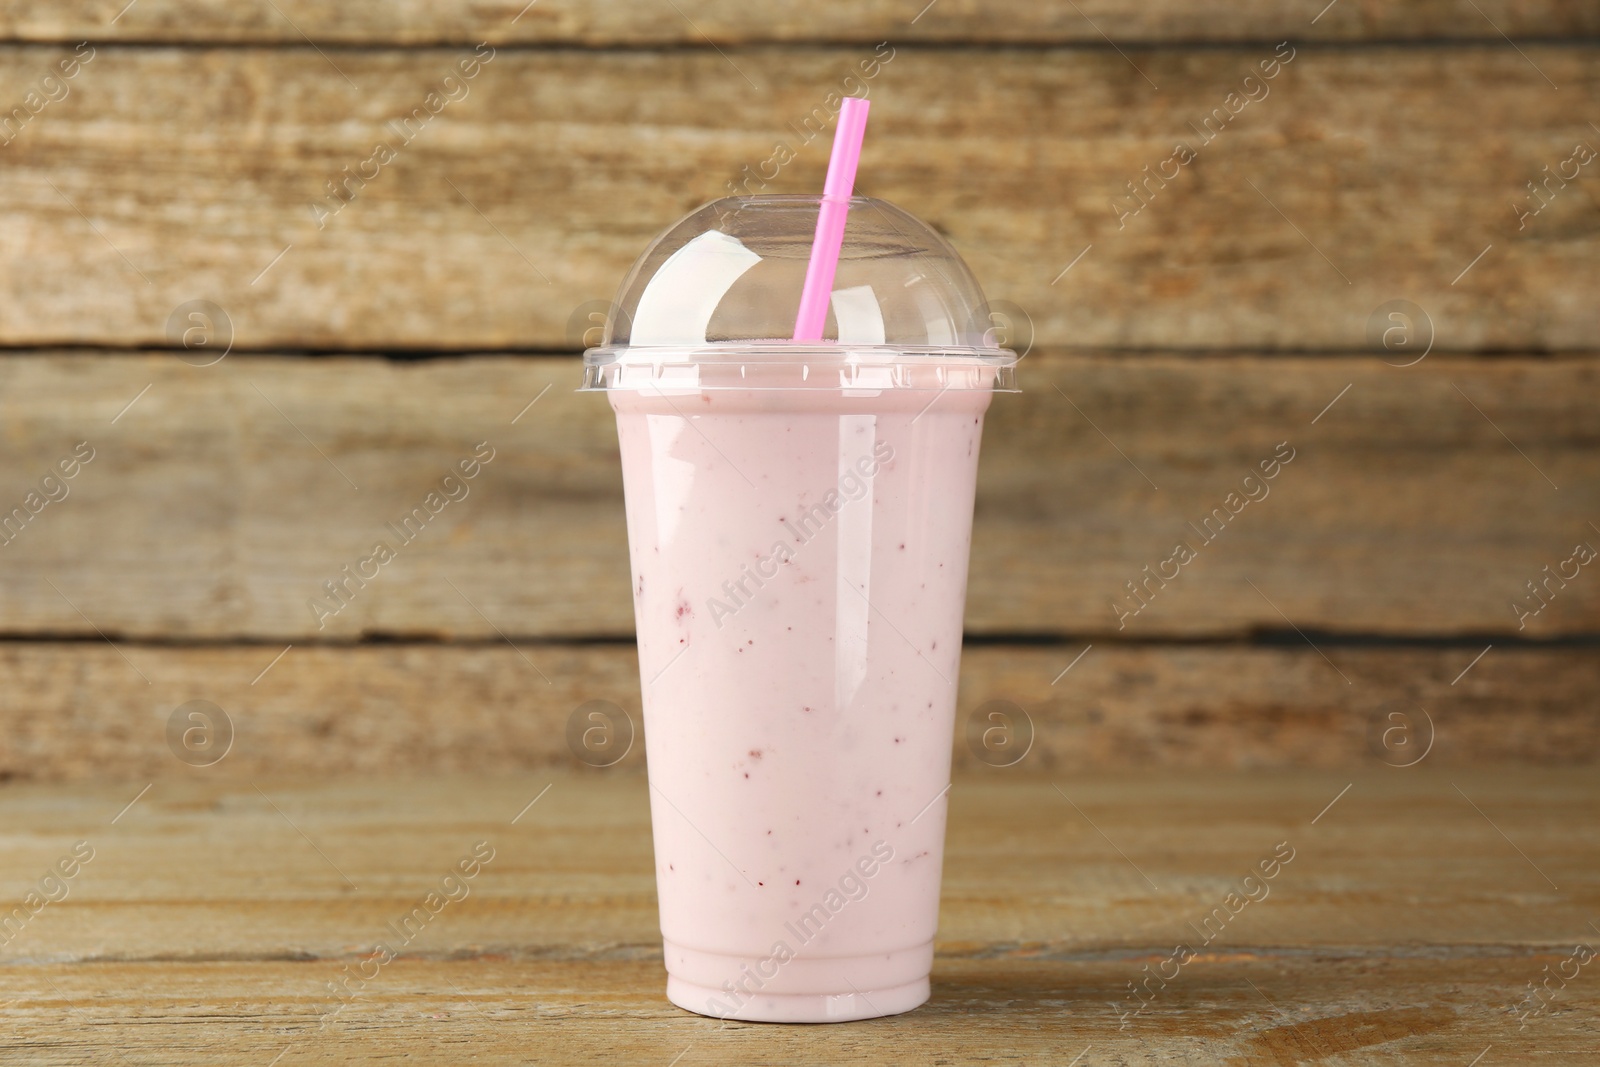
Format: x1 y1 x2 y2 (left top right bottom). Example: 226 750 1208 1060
666 974 930 1023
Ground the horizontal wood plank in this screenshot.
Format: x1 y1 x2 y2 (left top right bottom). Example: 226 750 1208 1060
0 46 1594 349
0 642 1594 782
8 954 1594 1065
0 1 1594 45
1 771 1595 1062
1 352 1596 640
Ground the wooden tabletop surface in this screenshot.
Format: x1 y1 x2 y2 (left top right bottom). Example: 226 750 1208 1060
2 768 1595 1064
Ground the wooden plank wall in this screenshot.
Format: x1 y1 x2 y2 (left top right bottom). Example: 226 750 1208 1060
0 4 1596 778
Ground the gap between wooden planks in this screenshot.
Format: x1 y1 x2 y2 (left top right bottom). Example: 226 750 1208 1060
0 642 1595 781
0 0 1595 45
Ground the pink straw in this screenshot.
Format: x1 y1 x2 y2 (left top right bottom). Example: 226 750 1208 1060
793 96 871 341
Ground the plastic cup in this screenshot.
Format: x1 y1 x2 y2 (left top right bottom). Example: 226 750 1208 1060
582 195 1017 1022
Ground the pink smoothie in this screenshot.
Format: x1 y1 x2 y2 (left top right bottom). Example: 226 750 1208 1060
610 368 994 1022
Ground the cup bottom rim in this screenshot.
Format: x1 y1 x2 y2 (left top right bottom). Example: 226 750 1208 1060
666 974 930 1023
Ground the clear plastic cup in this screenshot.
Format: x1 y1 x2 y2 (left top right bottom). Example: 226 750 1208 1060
582 195 1017 1022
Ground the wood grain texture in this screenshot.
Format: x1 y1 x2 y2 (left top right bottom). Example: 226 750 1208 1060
1 771 1595 1063
0 45 1594 350
1 352 1596 640
1 1 1594 45
6 955 1595 1066
0 642 1595 782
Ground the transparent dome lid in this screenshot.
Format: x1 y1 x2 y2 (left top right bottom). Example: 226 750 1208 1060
581 195 1018 392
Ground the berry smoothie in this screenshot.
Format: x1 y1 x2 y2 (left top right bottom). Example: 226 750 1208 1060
610 365 994 1022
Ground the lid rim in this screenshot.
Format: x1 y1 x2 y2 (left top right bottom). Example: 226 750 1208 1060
583 343 1019 365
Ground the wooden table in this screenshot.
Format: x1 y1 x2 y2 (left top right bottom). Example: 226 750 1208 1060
2 768 1595 1064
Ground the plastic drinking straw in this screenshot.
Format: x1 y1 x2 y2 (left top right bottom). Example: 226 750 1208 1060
793 96 871 341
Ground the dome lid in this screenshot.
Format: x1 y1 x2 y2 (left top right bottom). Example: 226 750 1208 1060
581 195 1018 392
